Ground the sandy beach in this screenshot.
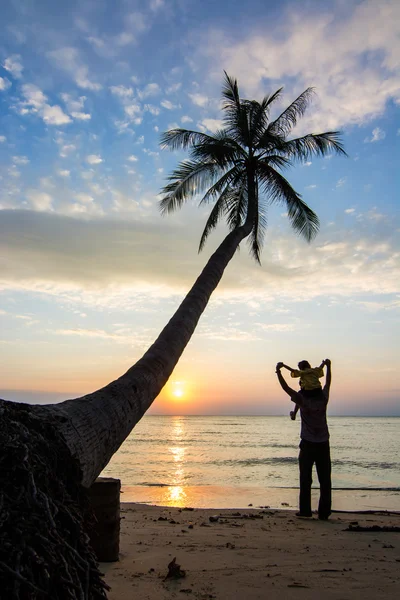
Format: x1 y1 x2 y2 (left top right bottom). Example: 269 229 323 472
101 503 400 599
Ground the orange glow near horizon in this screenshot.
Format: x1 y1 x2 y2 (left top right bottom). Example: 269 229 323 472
164 379 191 404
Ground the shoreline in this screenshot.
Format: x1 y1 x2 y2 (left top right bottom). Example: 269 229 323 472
101 503 400 599
121 484 400 512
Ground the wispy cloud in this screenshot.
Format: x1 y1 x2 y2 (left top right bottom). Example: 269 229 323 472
19 84 72 125
0 77 12 91
61 94 91 120
364 127 386 143
188 93 209 107
3 55 23 78
86 154 103 165
47 47 102 91
336 177 346 188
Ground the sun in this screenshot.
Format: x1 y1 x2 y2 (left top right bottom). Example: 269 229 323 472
168 380 187 402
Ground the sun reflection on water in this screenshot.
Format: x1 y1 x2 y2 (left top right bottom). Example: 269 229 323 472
161 417 188 506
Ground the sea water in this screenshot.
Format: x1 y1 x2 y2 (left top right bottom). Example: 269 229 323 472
102 416 400 511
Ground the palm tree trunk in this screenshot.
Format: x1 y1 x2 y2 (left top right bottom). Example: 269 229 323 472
32 217 254 487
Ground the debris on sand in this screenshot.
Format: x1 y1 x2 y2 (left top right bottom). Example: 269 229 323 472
165 557 186 579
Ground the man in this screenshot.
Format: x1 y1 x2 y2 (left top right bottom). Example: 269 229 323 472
275 359 332 520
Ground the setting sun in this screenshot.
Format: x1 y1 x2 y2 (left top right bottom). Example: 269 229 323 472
165 380 189 402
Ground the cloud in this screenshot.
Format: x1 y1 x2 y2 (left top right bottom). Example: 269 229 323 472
86 154 103 164
3 55 23 78
47 47 102 91
0 77 12 91
128 155 138 162
195 0 400 132
0 208 398 306
12 156 30 166
59 144 76 158
150 0 165 12
166 82 182 95
19 84 72 125
345 208 355 214
42 105 74 125
0 136 6 143
60 93 91 120
181 115 193 123
27 192 53 212
364 127 386 143
55 328 126 341
138 83 160 99
110 85 134 98
188 93 209 107
305 184 317 190
256 323 296 332
57 169 70 177
144 104 160 115
160 99 176 110
199 118 224 132
336 177 346 188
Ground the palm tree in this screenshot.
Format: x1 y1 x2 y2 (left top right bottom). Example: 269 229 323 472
5 74 346 488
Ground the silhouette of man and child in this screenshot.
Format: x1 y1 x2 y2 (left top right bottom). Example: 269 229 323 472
276 358 332 520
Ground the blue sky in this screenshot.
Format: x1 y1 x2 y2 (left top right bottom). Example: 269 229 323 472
0 0 399 415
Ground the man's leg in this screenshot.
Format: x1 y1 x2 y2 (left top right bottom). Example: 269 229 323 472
298 440 314 516
315 441 332 519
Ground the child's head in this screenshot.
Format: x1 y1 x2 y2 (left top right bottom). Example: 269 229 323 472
298 360 311 370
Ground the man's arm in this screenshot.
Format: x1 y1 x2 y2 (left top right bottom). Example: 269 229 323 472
276 364 302 404
323 359 332 396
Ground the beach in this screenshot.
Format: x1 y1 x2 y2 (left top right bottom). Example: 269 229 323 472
101 503 400 599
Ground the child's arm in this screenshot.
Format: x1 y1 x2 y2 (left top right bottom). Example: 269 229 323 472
279 362 296 373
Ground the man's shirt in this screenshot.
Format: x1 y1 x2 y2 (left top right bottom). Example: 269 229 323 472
294 387 330 443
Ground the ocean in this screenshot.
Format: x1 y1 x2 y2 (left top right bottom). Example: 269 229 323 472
102 416 400 512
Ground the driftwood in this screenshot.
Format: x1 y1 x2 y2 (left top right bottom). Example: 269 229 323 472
0 399 109 599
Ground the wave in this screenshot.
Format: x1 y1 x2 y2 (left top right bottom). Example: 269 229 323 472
214 457 297 467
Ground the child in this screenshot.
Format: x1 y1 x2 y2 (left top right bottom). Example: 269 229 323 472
281 359 326 397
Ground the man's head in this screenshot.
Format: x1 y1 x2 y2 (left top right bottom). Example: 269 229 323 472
298 360 311 370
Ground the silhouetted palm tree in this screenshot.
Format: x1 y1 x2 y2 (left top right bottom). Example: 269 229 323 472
160 73 345 262
5 74 346 488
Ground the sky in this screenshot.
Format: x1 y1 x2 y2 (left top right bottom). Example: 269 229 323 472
0 0 399 416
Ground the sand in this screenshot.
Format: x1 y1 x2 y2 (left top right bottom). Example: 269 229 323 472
101 504 400 599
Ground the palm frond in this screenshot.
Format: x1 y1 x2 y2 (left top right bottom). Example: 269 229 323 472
222 72 250 147
191 134 244 167
224 180 248 231
221 71 241 108
278 132 348 161
263 154 292 170
198 186 233 252
160 129 218 151
247 88 283 145
247 187 268 264
160 160 222 214
268 88 315 137
257 162 319 241
199 166 245 205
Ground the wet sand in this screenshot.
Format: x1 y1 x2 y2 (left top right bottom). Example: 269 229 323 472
101 503 400 599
